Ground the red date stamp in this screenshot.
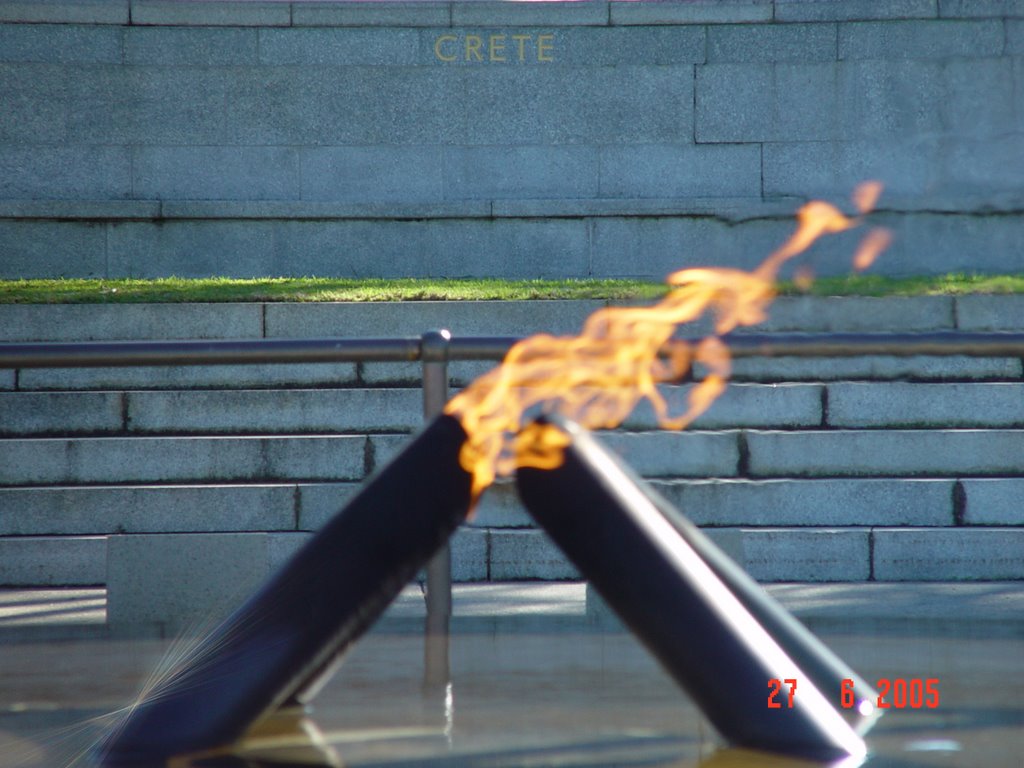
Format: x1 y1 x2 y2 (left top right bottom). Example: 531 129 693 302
769 678 940 709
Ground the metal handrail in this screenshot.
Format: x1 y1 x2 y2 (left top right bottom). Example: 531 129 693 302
4 331 1024 370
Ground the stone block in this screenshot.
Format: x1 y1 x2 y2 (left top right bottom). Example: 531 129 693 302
939 0 1024 17
0 145 131 199
880 211 1024 276
839 20 1003 60
0 200 160 219
0 392 123 436
837 59 944 141
707 22 837 62
0 485 297 536
300 146 443 202
827 383 1024 428
292 2 450 27
124 26 258 65
259 27 421 66
66 66 230 146
106 533 277 628
611 0 773 24
133 146 300 201
696 62 841 142
956 295 1024 330
424 219 590 278
598 144 762 198
130 0 291 26
107 220 276 278
458 66 692 146
0 303 262 342
0 436 367 485
591 216 791 279
490 529 579 580
17 363 359 392
775 0 937 22
0 0 128 24
126 388 421 435
729 356 1022 382
655 478 955 526
623 383 823 430
873 528 1024 581
158 200 490 220
0 536 105 586
265 300 603 339
297 483 362 530
763 139 944 199
941 59 1016 138
745 429 1024 478
366 434 412 474
1009 19 1024 51
747 295 956 332
451 1 609 26
451 527 488 582
443 146 597 200
0 222 107 280
599 430 740 478
730 528 871 582
961 480 1024 525
0 23 122 64
0 371 13 391
468 481 532 528
0 63 66 143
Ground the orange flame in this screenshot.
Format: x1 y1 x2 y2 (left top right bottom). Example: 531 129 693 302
445 184 890 503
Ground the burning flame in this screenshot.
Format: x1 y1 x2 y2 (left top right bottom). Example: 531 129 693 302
445 183 890 503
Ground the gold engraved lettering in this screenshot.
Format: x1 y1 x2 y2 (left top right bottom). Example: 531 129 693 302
511 34 531 63
434 34 457 63
432 32 555 63
538 34 554 62
465 35 484 62
489 34 507 62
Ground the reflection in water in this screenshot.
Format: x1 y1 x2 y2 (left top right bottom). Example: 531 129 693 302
0 618 1021 768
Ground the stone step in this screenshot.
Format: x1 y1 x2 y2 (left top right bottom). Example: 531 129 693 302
8 522 1023 592
5 428 1024 486
5 477 1022 538
7 382 1024 438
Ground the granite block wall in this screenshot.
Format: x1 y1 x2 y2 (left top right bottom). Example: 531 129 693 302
1 0 1023 278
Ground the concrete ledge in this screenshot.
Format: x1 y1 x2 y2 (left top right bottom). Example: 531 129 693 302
774 0 938 22
0 391 124 436
729 355 1023 382
0 303 262 342
962 479 1024 525
658 478 955 527
873 527 1024 580
827 382 1024 428
0 536 105 586
292 2 451 28
490 529 579 580
17 363 360 392
746 429 1024 478
0 485 298 536
0 0 129 24
130 0 291 27
106 532 309 629
717 527 871 582
611 0 773 25
599 430 740 478
0 435 367 484
625 383 823 430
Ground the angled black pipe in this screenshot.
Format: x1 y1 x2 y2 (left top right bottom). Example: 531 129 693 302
98 414 472 767
516 418 867 762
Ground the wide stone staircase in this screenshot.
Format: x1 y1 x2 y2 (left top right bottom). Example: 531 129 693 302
2 295 1023 601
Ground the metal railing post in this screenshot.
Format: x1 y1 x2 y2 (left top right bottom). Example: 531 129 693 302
421 329 452 688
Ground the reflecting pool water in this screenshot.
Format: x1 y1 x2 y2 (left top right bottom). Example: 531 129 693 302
0 593 1021 768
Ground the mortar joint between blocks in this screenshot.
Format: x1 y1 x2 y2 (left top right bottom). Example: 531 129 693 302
952 479 966 526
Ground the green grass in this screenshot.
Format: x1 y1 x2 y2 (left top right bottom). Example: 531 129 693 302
1 273 1023 304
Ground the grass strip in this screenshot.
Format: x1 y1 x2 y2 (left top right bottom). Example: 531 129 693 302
1 273 1022 304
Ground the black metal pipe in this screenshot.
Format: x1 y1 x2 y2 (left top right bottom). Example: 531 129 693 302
516 418 866 762
97 414 473 767
626 471 879 736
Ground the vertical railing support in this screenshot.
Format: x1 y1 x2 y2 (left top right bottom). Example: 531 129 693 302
421 329 452 687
